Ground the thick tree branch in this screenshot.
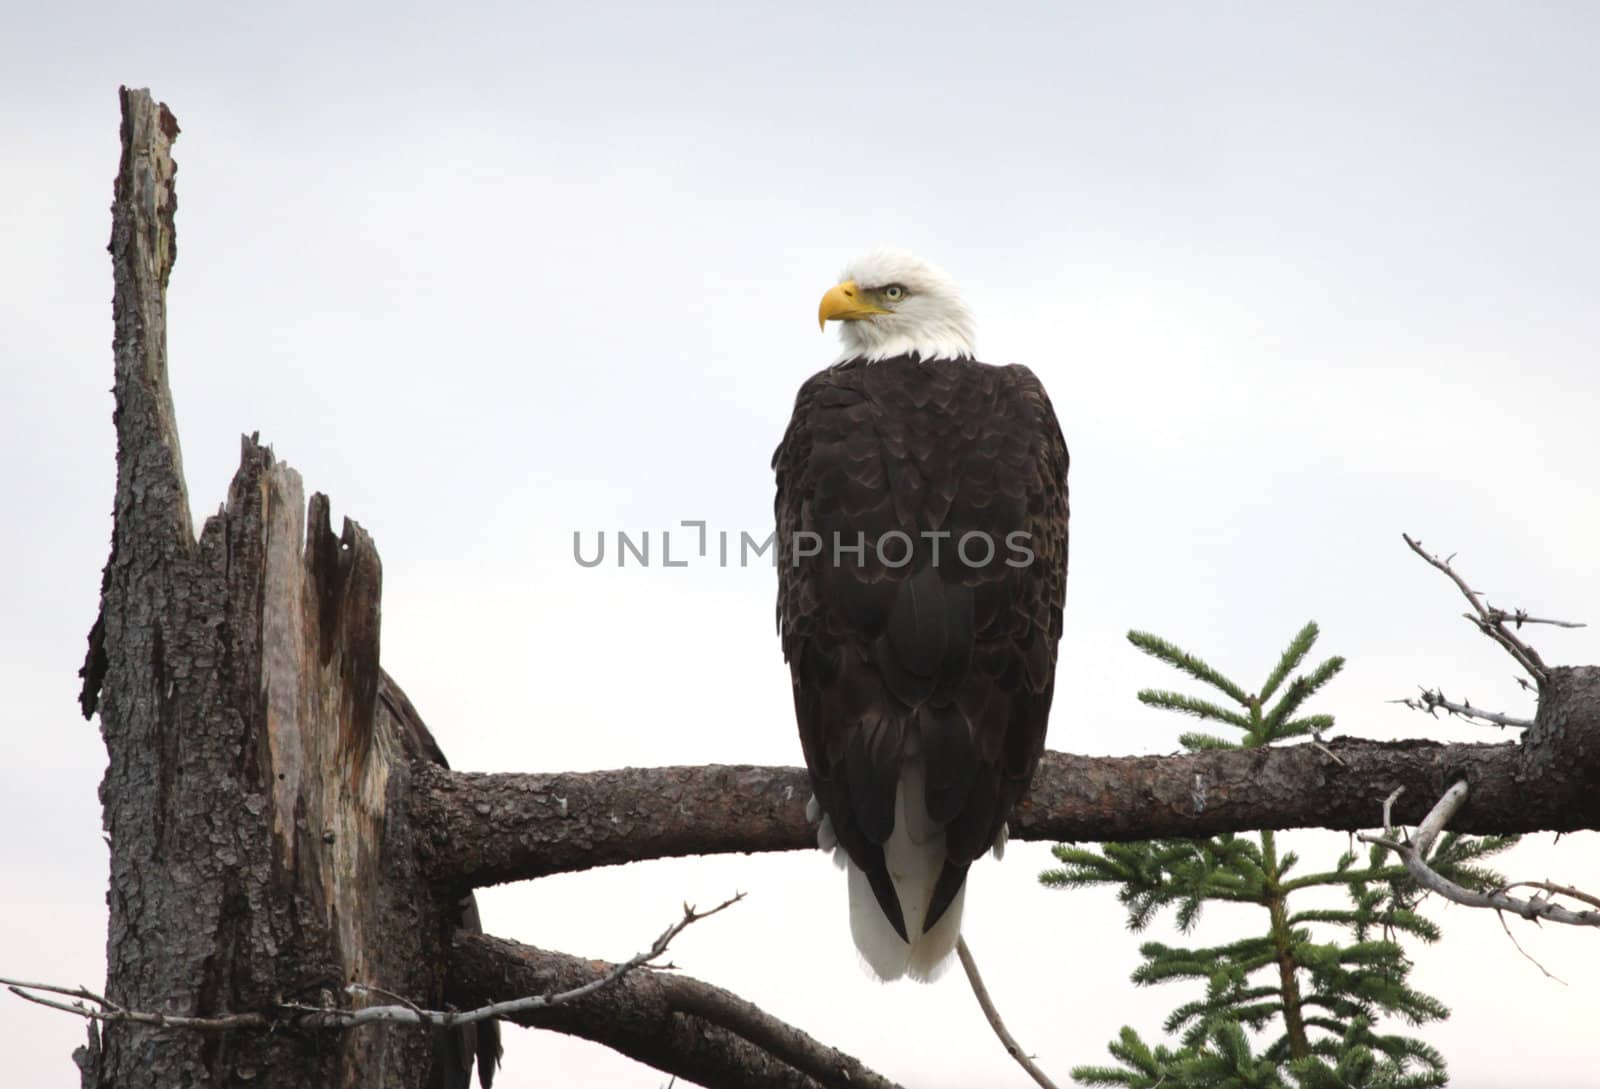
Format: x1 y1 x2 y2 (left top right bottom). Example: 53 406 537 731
447 932 903 1089
9 895 909 1089
415 674 1600 888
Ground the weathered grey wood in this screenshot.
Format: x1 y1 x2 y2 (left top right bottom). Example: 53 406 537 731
79 87 476 1089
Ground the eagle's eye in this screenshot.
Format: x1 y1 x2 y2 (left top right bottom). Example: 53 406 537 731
882 284 907 302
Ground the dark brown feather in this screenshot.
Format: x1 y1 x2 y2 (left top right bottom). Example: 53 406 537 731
774 355 1069 936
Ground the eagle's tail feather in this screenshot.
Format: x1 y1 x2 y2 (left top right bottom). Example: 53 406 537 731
848 860 913 979
845 750 964 982
908 880 965 982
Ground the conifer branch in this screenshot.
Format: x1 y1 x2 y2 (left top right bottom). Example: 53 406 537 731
1261 655 1344 741
1175 732 1238 751
1137 690 1251 728
1127 631 1250 704
1054 622 1459 1088
1259 622 1318 704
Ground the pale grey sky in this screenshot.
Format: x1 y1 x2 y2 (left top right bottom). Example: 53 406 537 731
4 3 1600 1087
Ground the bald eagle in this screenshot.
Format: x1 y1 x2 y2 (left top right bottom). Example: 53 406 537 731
773 251 1069 981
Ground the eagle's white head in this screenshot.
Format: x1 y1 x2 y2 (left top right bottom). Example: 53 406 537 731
818 249 976 363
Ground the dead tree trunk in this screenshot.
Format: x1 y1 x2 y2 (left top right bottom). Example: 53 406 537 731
78 87 463 1089
67 87 1600 1089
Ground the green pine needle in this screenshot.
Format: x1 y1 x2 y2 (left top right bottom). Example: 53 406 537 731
1177 731 1242 751
1048 624 1493 1088
1260 621 1319 703
1262 656 1345 739
1127 630 1250 704
1138 689 1253 728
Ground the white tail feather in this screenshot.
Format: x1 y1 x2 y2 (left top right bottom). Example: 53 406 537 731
843 750 965 982
908 882 964 982
848 860 913 979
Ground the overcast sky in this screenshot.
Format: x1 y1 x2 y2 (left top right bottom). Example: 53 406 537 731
4 4 1600 1087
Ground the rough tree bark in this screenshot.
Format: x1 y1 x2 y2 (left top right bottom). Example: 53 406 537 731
78 86 898 1089
73 87 1600 1089
410 722 1600 889
446 933 900 1089
79 88 479 1089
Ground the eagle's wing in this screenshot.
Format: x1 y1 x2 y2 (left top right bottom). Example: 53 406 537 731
775 358 1068 941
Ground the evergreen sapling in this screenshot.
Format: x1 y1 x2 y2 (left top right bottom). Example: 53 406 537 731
1042 623 1516 1089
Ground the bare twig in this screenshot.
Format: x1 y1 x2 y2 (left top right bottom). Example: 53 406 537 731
306 893 745 1030
1496 909 1566 984
1401 534 1578 685
957 937 1061 1089
1393 687 1534 730
345 981 428 1019
3 894 744 1033
1309 730 1347 765
1359 783 1600 927
1500 880 1600 912
1380 786 1405 834
1484 607 1585 631
3 978 269 1031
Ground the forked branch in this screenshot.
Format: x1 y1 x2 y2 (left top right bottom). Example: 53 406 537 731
1359 784 1600 928
1401 533 1586 686
449 932 905 1089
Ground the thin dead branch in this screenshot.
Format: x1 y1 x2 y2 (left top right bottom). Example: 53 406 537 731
1500 880 1600 912
3 894 744 1034
957 937 1061 1089
1496 909 1566 984
1485 607 1585 630
1401 534 1585 686
1394 687 1534 729
4 978 269 1031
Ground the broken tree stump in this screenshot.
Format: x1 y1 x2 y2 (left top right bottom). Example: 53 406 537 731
78 86 484 1089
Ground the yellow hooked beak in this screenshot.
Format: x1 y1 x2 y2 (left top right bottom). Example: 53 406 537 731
817 280 889 330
